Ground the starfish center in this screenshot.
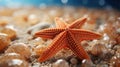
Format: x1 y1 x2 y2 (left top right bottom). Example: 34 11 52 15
65 27 70 32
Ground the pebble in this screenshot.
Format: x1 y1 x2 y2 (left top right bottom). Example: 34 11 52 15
5 43 31 60
82 22 96 30
116 36 120 44
81 59 94 67
0 8 13 16
113 45 120 51
110 56 120 67
0 53 28 67
13 10 29 22
70 57 78 65
0 17 8 26
28 14 40 25
34 44 47 56
0 53 24 62
52 59 69 67
116 28 120 34
115 48 120 58
27 22 51 35
0 33 11 52
0 27 17 40
96 63 108 67
90 43 108 57
32 62 40 67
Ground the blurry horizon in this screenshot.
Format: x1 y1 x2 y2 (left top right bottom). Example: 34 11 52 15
0 0 119 10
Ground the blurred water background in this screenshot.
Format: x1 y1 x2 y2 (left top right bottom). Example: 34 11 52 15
0 0 120 10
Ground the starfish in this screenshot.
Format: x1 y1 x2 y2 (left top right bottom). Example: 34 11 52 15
34 17 101 62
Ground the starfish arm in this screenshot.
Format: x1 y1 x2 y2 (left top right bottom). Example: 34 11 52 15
34 28 65 39
70 29 101 42
55 17 67 28
38 31 67 62
68 17 87 29
66 32 90 60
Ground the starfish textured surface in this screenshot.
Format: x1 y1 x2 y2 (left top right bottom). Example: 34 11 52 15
34 17 101 62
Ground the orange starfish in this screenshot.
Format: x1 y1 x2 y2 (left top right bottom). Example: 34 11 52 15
34 17 101 62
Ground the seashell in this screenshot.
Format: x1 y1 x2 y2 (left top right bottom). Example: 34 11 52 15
5 43 31 60
0 33 10 52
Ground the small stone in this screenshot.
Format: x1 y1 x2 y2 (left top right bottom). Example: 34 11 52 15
13 10 29 22
90 43 108 57
0 53 24 61
0 33 10 52
82 22 96 31
0 53 28 67
0 18 8 26
70 57 78 65
48 9 59 18
52 59 69 67
81 59 94 67
28 14 40 25
0 27 17 40
116 28 120 34
116 48 120 58
0 8 13 16
81 41 90 52
27 22 51 35
116 36 120 44
113 45 120 51
0 59 29 67
30 37 44 47
96 63 108 67
110 56 120 67
109 40 117 48
32 62 40 67
81 41 89 47
5 43 31 60
34 45 47 56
